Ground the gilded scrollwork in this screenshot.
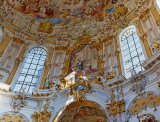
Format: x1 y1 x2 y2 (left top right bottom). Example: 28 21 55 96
11 89 27 113
15 57 25 64
113 4 128 20
46 81 54 89
130 71 147 95
106 70 117 80
139 9 149 20
44 61 51 70
106 90 125 116
0 112 29 122
128 93 160 116
152 40 160 52
137 113 159 122
32 100 51 122
38 21 54 34
68 76 94 102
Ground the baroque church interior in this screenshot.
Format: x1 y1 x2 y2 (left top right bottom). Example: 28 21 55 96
0 0 160 121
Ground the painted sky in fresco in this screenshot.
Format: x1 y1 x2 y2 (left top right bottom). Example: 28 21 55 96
6 0 118 25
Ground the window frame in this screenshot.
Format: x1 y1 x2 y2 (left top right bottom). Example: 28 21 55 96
118 25 147 78
11 46 48 93
0 26 4 43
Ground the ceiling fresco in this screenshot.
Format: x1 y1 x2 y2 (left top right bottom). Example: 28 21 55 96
6 0 122 25
56 101 108 122
0 0 132 40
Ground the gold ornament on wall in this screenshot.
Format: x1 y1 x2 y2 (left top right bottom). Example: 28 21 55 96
46 81 54 89
129 71 147 96
106 70 117 80
137 113 159 122
12 89 27 113
32 100 51 122
38 21 54 34
1 114 24 122
139 9 149 20
68 76 94 102
15 57 25 64
0 112 28 122
106 90 125 116
128 93 160 116
152 40 160 52
113 4 128 20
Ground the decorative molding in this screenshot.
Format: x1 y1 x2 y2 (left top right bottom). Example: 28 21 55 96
32 100 51 122
11 90 27 113
0 112 29 122
106 90 125 116
68 76 94 102
137 113 159 122
139 9 149 20
130 71 147 95
141 49 160 69
127 92 160 117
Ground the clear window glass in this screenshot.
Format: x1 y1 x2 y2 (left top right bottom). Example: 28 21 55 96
13 47 47 93
156 0 160 9
120 26 145 78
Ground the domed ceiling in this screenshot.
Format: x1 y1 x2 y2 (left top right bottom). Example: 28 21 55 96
7 0 120 24
0 0 131 44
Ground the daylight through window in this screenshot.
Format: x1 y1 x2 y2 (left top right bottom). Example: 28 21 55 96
156 0 160 9
119 25 145 78
13 47 47 93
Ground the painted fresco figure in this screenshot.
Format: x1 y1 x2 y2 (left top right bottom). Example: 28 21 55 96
76 60 85 70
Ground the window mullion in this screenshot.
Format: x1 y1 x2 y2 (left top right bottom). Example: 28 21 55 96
19 53 35 92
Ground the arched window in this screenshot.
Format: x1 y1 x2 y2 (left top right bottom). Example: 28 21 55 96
119 25 145 78
13 47 47 93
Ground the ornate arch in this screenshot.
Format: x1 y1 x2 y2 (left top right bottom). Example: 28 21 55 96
53 100 108 122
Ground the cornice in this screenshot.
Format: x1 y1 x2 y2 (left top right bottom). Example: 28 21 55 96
141 49 160 69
